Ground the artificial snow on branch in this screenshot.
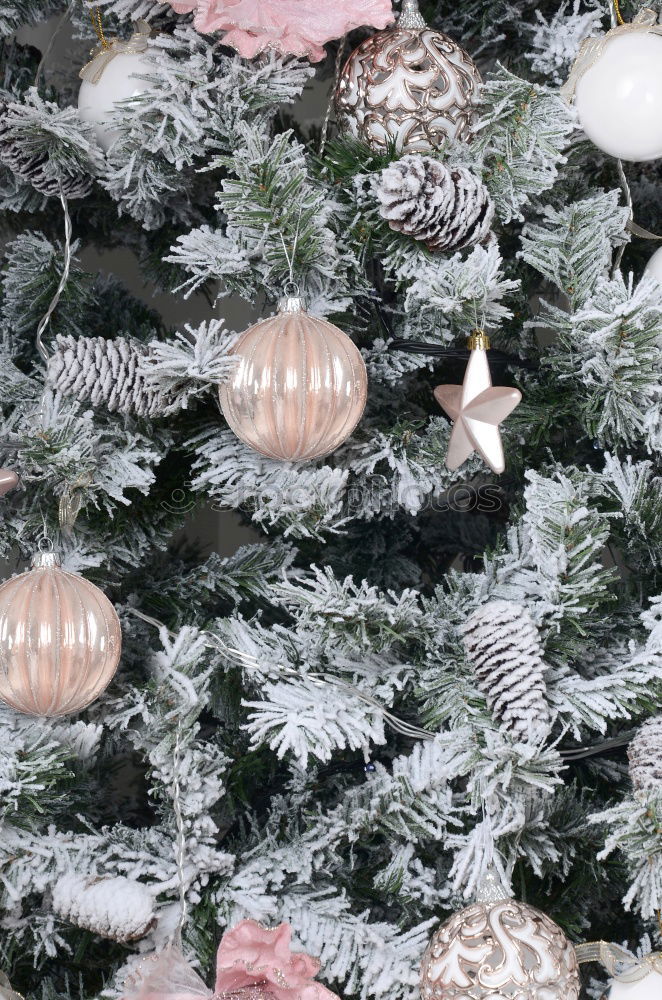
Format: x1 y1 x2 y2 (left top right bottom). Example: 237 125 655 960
0 90 103 198
627 715 662 799
473 67 575 222
520 190 629 308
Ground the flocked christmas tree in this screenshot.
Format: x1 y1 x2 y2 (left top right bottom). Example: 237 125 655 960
0 0 661 998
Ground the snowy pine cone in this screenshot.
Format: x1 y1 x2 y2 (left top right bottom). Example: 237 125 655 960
628 716 662 798
462 600 551 741
48 334 165 418
376 154 494 253
52 873 155 942
0 101 93 200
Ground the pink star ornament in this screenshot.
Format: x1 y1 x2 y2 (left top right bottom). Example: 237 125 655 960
434 337 521 475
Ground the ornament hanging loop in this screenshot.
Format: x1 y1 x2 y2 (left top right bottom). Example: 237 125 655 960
58 472 93 536
277 203 304 299
37 533 54 554
35 189 72 365
172 716 189 949
89 2 109 50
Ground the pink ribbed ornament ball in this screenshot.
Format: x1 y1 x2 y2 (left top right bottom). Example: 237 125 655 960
219 295 367 462
0 550 122 716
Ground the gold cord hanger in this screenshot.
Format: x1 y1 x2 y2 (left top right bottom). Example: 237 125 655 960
89 3 109 49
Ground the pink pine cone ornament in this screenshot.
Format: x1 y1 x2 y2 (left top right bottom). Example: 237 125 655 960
168 0 394 61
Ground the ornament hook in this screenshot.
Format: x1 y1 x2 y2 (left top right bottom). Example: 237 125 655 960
172 717 188 948
35 189 72 365
38 535 53 553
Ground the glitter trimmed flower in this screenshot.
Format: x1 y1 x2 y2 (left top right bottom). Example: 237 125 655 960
214 921 338 1000
167 0 394 62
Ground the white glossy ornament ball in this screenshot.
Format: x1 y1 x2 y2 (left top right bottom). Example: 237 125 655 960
78 48 155 151
575 32 662 161
218 296 367 463
644 246 662 283
607 962 662 1000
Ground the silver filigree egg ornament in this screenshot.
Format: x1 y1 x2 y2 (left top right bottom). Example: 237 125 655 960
334 0 481 153
420 871 581 1000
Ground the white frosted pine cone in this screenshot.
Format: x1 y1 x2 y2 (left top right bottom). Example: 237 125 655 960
462 599 551 741
628 716 662 798
48 334 165 418
52 873 156 942
0 101 93 200
376 153 494 253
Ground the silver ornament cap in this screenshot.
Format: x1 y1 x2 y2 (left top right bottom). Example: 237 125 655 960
278 295 305 315
398 0 426 29
475 864 511 904
31 550 60 569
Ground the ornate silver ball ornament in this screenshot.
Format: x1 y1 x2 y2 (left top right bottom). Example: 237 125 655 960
334 0 481 154
420 873 580 1000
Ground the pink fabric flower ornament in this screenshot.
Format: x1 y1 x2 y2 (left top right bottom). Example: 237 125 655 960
120 920 339 1000
168 0 394 61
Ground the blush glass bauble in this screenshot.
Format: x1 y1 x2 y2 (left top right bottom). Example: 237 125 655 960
78 49 155 151
335 24 481 153
645 246 662 283
0 468 18 496
218 297 367 462
420 898 580 1000
0 552 121 716
608 965 662 1000
574 32 662 161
